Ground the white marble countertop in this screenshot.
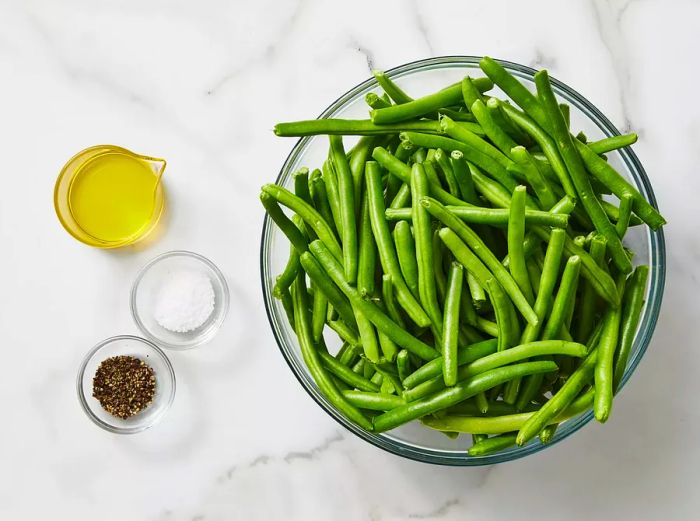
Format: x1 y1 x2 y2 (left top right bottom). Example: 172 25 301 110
1 0 696 519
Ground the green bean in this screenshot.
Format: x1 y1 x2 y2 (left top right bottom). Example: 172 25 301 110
424 198 539 326
368 364 380 381
373 70 412 104
275 119 450 136
349 137 374 215
309 170 339 238
539 424 558 444
471 99 519 159
395 140 414 162
575 235 607 342
292 274 373 430
389 184 411 209
432 228 448 306
594 275 626 423
486 97 533 147
559 103 570 128
370 78 493 124
449 150 478 204
384 206 569 228
472 433 488 445
262 183 342 261
526 257 542 296
357 193 377 297
322 158 343 237
260 192 308 253
535 71 632 274
479 57 549 129
381 275 406 329
352 358 366 374
467 271 487 310
438 227 494 290
366 162 431 327
273 242 301 299
371 146 467 207
422 159 443 194
311 283 328 342
615 193 634 238
328 320 360 347
402 129 517 192
461 76 485 107
307 243 439 360
293 167 312 206
460 272 479 326
365 92 391 110
475 392 490 414
393 220 420 299
336 342 358 365
343 390 406 411
468 433 517 456
355 308 380 363
438 107 477 122
601 198 643 227
613 265 649 391
587 133 638 154
516 350 597 445
485 279 517 352
411 164 444 330
318 351 380 392
542 256 582 340
376 316 399 362
299 251 358 331
373 361 557 432
497 101 577 198
329 135 359 282
403 338 499 389
279 285 295 332
434 148 460 196
510 146 557 209
442 262 463 386
370 360 403 395
508 186 535 304
397 349 411 383
412 147 427 164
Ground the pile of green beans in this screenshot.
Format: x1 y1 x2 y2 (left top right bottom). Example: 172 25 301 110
263 57 665 456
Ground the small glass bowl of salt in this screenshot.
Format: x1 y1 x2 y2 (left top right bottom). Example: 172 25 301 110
131 250 229 350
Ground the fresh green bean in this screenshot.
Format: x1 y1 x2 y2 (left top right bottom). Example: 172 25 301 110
373 70 412 104
308 243 438 361
262 183 341 260
526 257 542 296
311 283 328 342
475 393 490 414
615 193 634 238
309 170 339 238
559 103 570 128
381 275 406 329
293 167 312 206
479 56 549 129
508 186 535 304
411 164 444 330
343 390 406 411
336 342 359 365
357 192 377 297
594 275 626 422
328 320 360 347
449 150 478 204
438 228 495 290
329 135 359 282
424 198 539 326
299 251 358 331
403 338 499 389
389 184 411 209
461 76 485 107
273 242 301 299
486 97 533 147
319 351 380 392
510 146 557 209
468 434 518 456
485 278 518 352
352 357 366 374
366 162 431 327
467 271 487 310
397 349 411 383
471 99 519 159
613 265 649 391
438 107 477 122
349 137 374 215
384 206 569 228
539 424 558 444
587 133 638 154
355 307 380 363
365 92 391 110
260 192 308 253
322 158 343 237
460 272 479 326
575 235 607 342
535 71 632 274
292 274 373 430
516 350 596 445
442 262 464 386
279 285 295 332
542 256 582 340
393 220 420 299
373 361 558 432
370 78 493 124
275 119 450 136
434 148 460 196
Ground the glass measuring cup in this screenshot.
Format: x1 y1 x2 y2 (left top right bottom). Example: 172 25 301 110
54 145 166 248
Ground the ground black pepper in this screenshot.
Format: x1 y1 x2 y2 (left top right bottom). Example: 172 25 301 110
92 355 156 419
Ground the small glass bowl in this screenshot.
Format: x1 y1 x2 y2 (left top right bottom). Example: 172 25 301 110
131 250 229 350
260 56 666 465
77 335 176 434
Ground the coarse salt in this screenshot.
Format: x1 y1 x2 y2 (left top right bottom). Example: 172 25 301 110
153 269 215 333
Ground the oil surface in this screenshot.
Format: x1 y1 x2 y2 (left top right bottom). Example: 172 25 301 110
68 152 158 242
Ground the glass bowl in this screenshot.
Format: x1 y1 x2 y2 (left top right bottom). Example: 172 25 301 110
131 250 230 350
260 56 666 465
77 335 176 434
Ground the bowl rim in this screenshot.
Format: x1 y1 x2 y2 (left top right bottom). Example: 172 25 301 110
76 334 177 434
130 249 230 350
260 55 666 465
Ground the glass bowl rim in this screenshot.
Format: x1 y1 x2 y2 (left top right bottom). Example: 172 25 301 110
130 249 231 350
260 55 666 465
76 334 177 434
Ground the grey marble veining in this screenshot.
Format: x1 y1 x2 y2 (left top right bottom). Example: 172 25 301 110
0 0 696 519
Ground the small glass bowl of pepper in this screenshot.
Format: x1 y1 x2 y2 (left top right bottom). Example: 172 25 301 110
77 335 176 434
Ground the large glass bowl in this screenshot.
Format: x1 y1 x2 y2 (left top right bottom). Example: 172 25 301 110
260 56 665 465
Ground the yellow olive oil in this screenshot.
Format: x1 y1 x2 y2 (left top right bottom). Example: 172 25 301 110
68 152 161 243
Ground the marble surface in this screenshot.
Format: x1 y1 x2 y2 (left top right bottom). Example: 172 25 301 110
0 0 697 519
